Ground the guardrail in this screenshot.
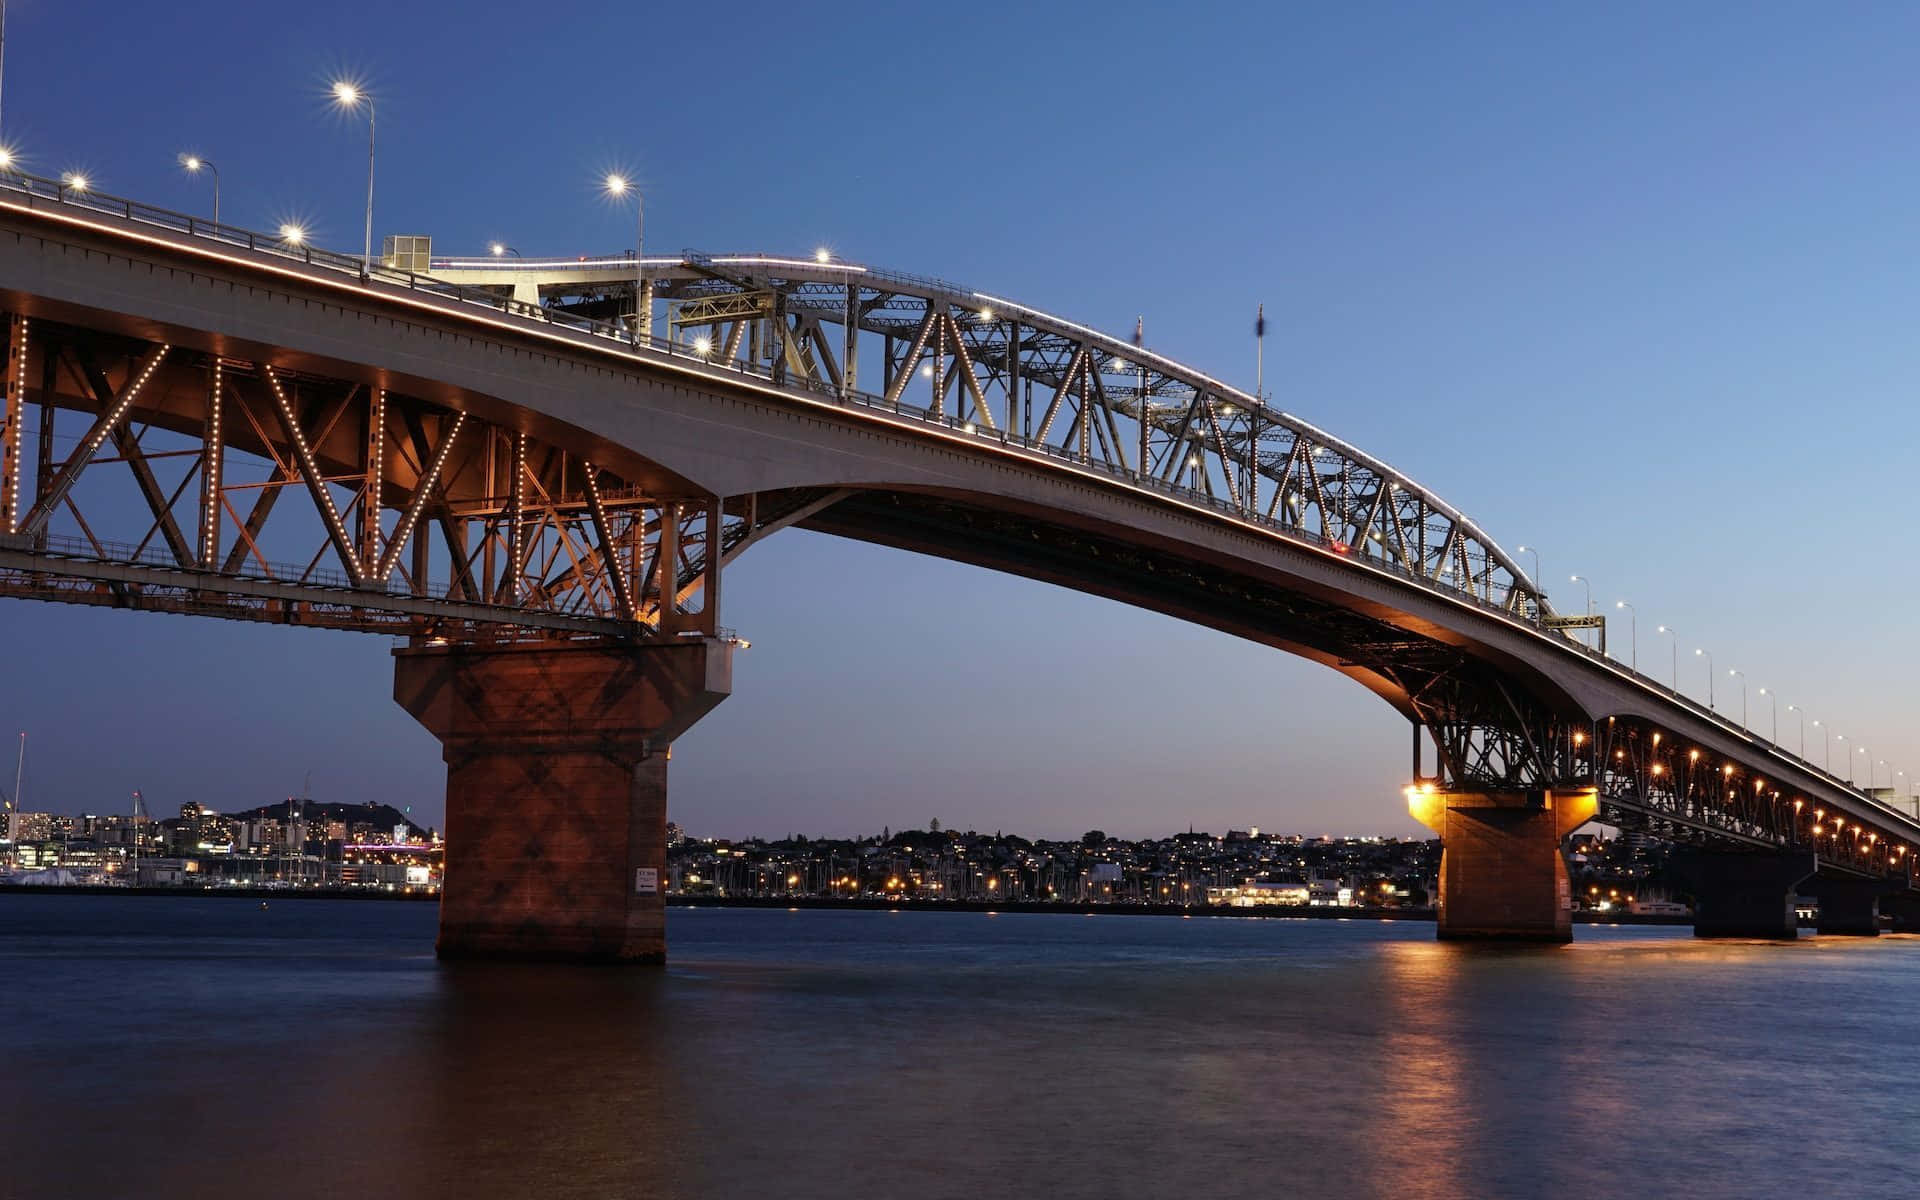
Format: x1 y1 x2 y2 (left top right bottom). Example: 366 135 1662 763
2 168 1911 831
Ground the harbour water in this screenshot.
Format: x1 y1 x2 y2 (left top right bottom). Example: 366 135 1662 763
2 894 1915 1199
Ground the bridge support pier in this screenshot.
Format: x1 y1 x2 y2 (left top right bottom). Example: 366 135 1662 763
394 638 731 964
1671 850 1815 939
1408 788 1596 942
1807 877 1885 937
1884 892 1920 933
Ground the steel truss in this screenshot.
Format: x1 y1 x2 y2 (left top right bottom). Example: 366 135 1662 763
519 255 1550 623
0 315 782 642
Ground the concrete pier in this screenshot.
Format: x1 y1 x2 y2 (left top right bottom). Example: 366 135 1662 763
1671 849 1815 939
1408 788 1596 942
1807 877 1886 937
395 638 730 963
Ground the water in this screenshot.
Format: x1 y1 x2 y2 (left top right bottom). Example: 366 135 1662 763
1 895 1915 1199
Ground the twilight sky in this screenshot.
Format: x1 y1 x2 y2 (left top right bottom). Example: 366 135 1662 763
4 0 1919 840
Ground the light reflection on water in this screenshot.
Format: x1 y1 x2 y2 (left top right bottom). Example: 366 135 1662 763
2 896 1916 1200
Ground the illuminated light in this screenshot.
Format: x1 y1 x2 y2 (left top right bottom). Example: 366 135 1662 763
0 147 13 169
279 223 306 246
1690 750 1700 762
813 247 831 263
692 334 713 356
920 364 934 378
711 255 868 274
1187 455 1200 467
490 242 506 256
331 80 362 106
63 173 89 192
603 173 629 196
181 155 203 172
1573 731 1586 746
1652 763 1665 776
1112 358 1132 373
963 422 976 435
978 307 993 322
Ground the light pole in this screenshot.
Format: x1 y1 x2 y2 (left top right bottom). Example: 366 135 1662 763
489 242 521 258
1615 600 1636 669
1694 647 1714 710
1569 574 1592 615
330 81 375 278
1758 688 1778 744
603 173 643 346
1656 625 1679 691
1787 704 1805 757
1854 745 1869 789
1836 733 1848 781
1727 668 1746 729
179 154 219 228
1516 545 1543 621
1814 720 1830 773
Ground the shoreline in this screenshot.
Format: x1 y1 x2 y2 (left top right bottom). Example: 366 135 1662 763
0 884 1695 924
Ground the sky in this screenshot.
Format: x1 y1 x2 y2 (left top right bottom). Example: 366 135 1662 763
4 0 1920 840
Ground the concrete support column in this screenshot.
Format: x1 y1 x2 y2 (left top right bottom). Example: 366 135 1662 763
1671 849 1815 939
394 638 730 963
1408 788 1596 942
1808 877 1885 937
1884 892 1920 933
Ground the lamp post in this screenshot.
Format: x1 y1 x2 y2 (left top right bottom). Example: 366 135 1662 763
1758 688 1778 744
1656 625 1678 691
1614 600 1636 669
489 242 521 258
330 81 375 278
1814 720 1830 773
603 173 643 346
1569 574 1592 615
179 154 219 228
1516 544 1542 621
1694 647 1714 710
1836 733 1848 781
1787 704 1805 757
1727 668 1747 729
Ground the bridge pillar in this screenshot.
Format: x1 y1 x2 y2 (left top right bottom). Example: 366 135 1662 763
1671 850 1815 939
1408 788 1596 942
1807 877 1886 937
1884 892 1920 933
394 638 731 964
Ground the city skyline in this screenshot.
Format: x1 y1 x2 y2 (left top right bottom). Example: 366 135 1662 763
4 1 1920 840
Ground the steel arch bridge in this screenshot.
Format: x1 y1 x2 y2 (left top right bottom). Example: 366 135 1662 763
0 169 1913 952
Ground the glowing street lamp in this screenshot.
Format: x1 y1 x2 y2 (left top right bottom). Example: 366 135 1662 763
1656 625 1679 691
1727 667 1747 729
602 172 643 346
329 80 375 278
1758 688 1780 745
1569 573 1592 616
279 223 307 247
178 153 219 227
61 172 88 194
1614 599 1636 669
1694 647 1714 710
488 242 520 257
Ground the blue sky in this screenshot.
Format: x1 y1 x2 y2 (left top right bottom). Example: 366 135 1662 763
4 0 1918 838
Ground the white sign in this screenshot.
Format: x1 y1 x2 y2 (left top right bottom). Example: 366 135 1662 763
634 868 659 894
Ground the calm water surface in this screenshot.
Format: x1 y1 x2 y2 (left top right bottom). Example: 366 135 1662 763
2 895 1916 1199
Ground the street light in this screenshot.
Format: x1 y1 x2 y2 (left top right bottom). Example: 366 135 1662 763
329 80 375 279
1516 545 1543 621
1615 600 1636 669
1836 733 1848 781
61 172 88 194
1759 688 1780 745
1656 625 1679 691
178 154 219 228
1814 719 1830 772
1694 647 1714 709
279 223 306 246
602 172 643 346
1569 574 1592 615
488 242 520 257
1727 668 1746 729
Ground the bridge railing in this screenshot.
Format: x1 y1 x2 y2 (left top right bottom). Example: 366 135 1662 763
7 169 1912 829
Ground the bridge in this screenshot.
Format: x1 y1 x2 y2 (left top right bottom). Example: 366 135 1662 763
1 169 1914 960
